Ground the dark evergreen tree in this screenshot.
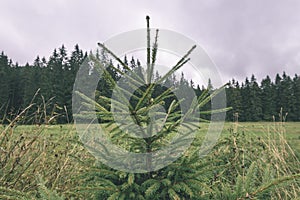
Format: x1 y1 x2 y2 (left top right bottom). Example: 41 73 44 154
274 73 282 114
274 72 295 121
0 52 10 122
293 74 300 121
47 48 64 123
241 78 250 121
249 75 262 121
260 75 276 120
226 79 242 121
281 72 296 121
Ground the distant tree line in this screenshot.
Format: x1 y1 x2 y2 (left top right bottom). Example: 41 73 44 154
0 44 299 123
226 72 300 122
0 45 85 124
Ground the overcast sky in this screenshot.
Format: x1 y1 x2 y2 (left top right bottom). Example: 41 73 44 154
1 0 300 85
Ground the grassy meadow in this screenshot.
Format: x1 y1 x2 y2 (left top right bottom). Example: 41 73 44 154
202 122 300 154
1 121 299 199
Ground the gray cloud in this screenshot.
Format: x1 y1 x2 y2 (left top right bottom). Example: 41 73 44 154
1 0 300 84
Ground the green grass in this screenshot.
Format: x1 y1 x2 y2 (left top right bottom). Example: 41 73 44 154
2 122 299 168
6 122 299 155
1 122 299 199
194 122 300 155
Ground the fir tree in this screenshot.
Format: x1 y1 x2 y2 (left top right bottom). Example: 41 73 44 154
261 75 276 120
75 16 228 199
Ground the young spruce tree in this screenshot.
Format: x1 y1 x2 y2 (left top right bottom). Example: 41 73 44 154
75 16 227 200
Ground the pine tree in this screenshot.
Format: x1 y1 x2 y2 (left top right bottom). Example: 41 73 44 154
241 78 250 121
274 72 295 121
7 63 24 117
226 79 242 121
281 72 296 121
66 44 85 122
0 52 10 122
293 74 300 121
274 73 282 114
241 75 262 121
46 47 68 123
261 75 276 120
22 57 42 107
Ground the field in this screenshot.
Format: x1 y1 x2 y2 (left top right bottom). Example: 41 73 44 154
207 122 300 154
1 122 300 199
